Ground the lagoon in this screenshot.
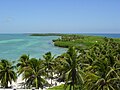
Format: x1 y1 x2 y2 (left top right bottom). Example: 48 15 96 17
0 34 66 60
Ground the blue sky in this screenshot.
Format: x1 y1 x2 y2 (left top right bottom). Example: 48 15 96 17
0 0 120 33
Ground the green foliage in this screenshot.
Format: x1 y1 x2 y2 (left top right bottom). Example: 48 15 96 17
83 38 120 90
54 41 76 48
47 84 69 90
17 56 47 89
53 34 120 49
0 59 17 88
30 33 66 36
43 52 55 86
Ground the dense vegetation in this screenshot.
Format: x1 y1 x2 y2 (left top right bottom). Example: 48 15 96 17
31 33 120 49
53 34 120 49
0 36 120 90
30 33 66 36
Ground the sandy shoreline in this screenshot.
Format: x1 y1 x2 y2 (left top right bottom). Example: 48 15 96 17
1 75 64 90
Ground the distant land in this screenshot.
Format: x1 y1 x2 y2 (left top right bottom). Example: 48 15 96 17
30 33 120 49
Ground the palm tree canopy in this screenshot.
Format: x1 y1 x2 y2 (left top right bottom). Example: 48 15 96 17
0 59 17 88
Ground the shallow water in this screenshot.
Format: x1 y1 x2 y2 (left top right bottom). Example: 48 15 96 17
0 34 66 60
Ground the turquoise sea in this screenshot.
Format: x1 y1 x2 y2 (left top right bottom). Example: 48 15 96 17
0 34 120 60
0 34 66 60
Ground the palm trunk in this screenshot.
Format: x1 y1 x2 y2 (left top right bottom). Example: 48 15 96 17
5 82 8 88
36 78 38 89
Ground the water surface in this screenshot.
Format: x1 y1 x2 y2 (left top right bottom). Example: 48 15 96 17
0 34 66 60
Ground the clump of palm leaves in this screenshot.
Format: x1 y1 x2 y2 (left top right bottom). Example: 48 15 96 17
0 59 17 88
83 38 120 90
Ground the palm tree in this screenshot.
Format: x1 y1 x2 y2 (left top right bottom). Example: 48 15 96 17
53 54 66 82
17 54 30 88
23 58 47 89
17 54 29 75
43 52 55 85
0 59 17 88
60 47 85 90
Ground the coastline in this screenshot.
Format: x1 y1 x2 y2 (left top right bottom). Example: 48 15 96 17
2 75 64 90
0 33 120 90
